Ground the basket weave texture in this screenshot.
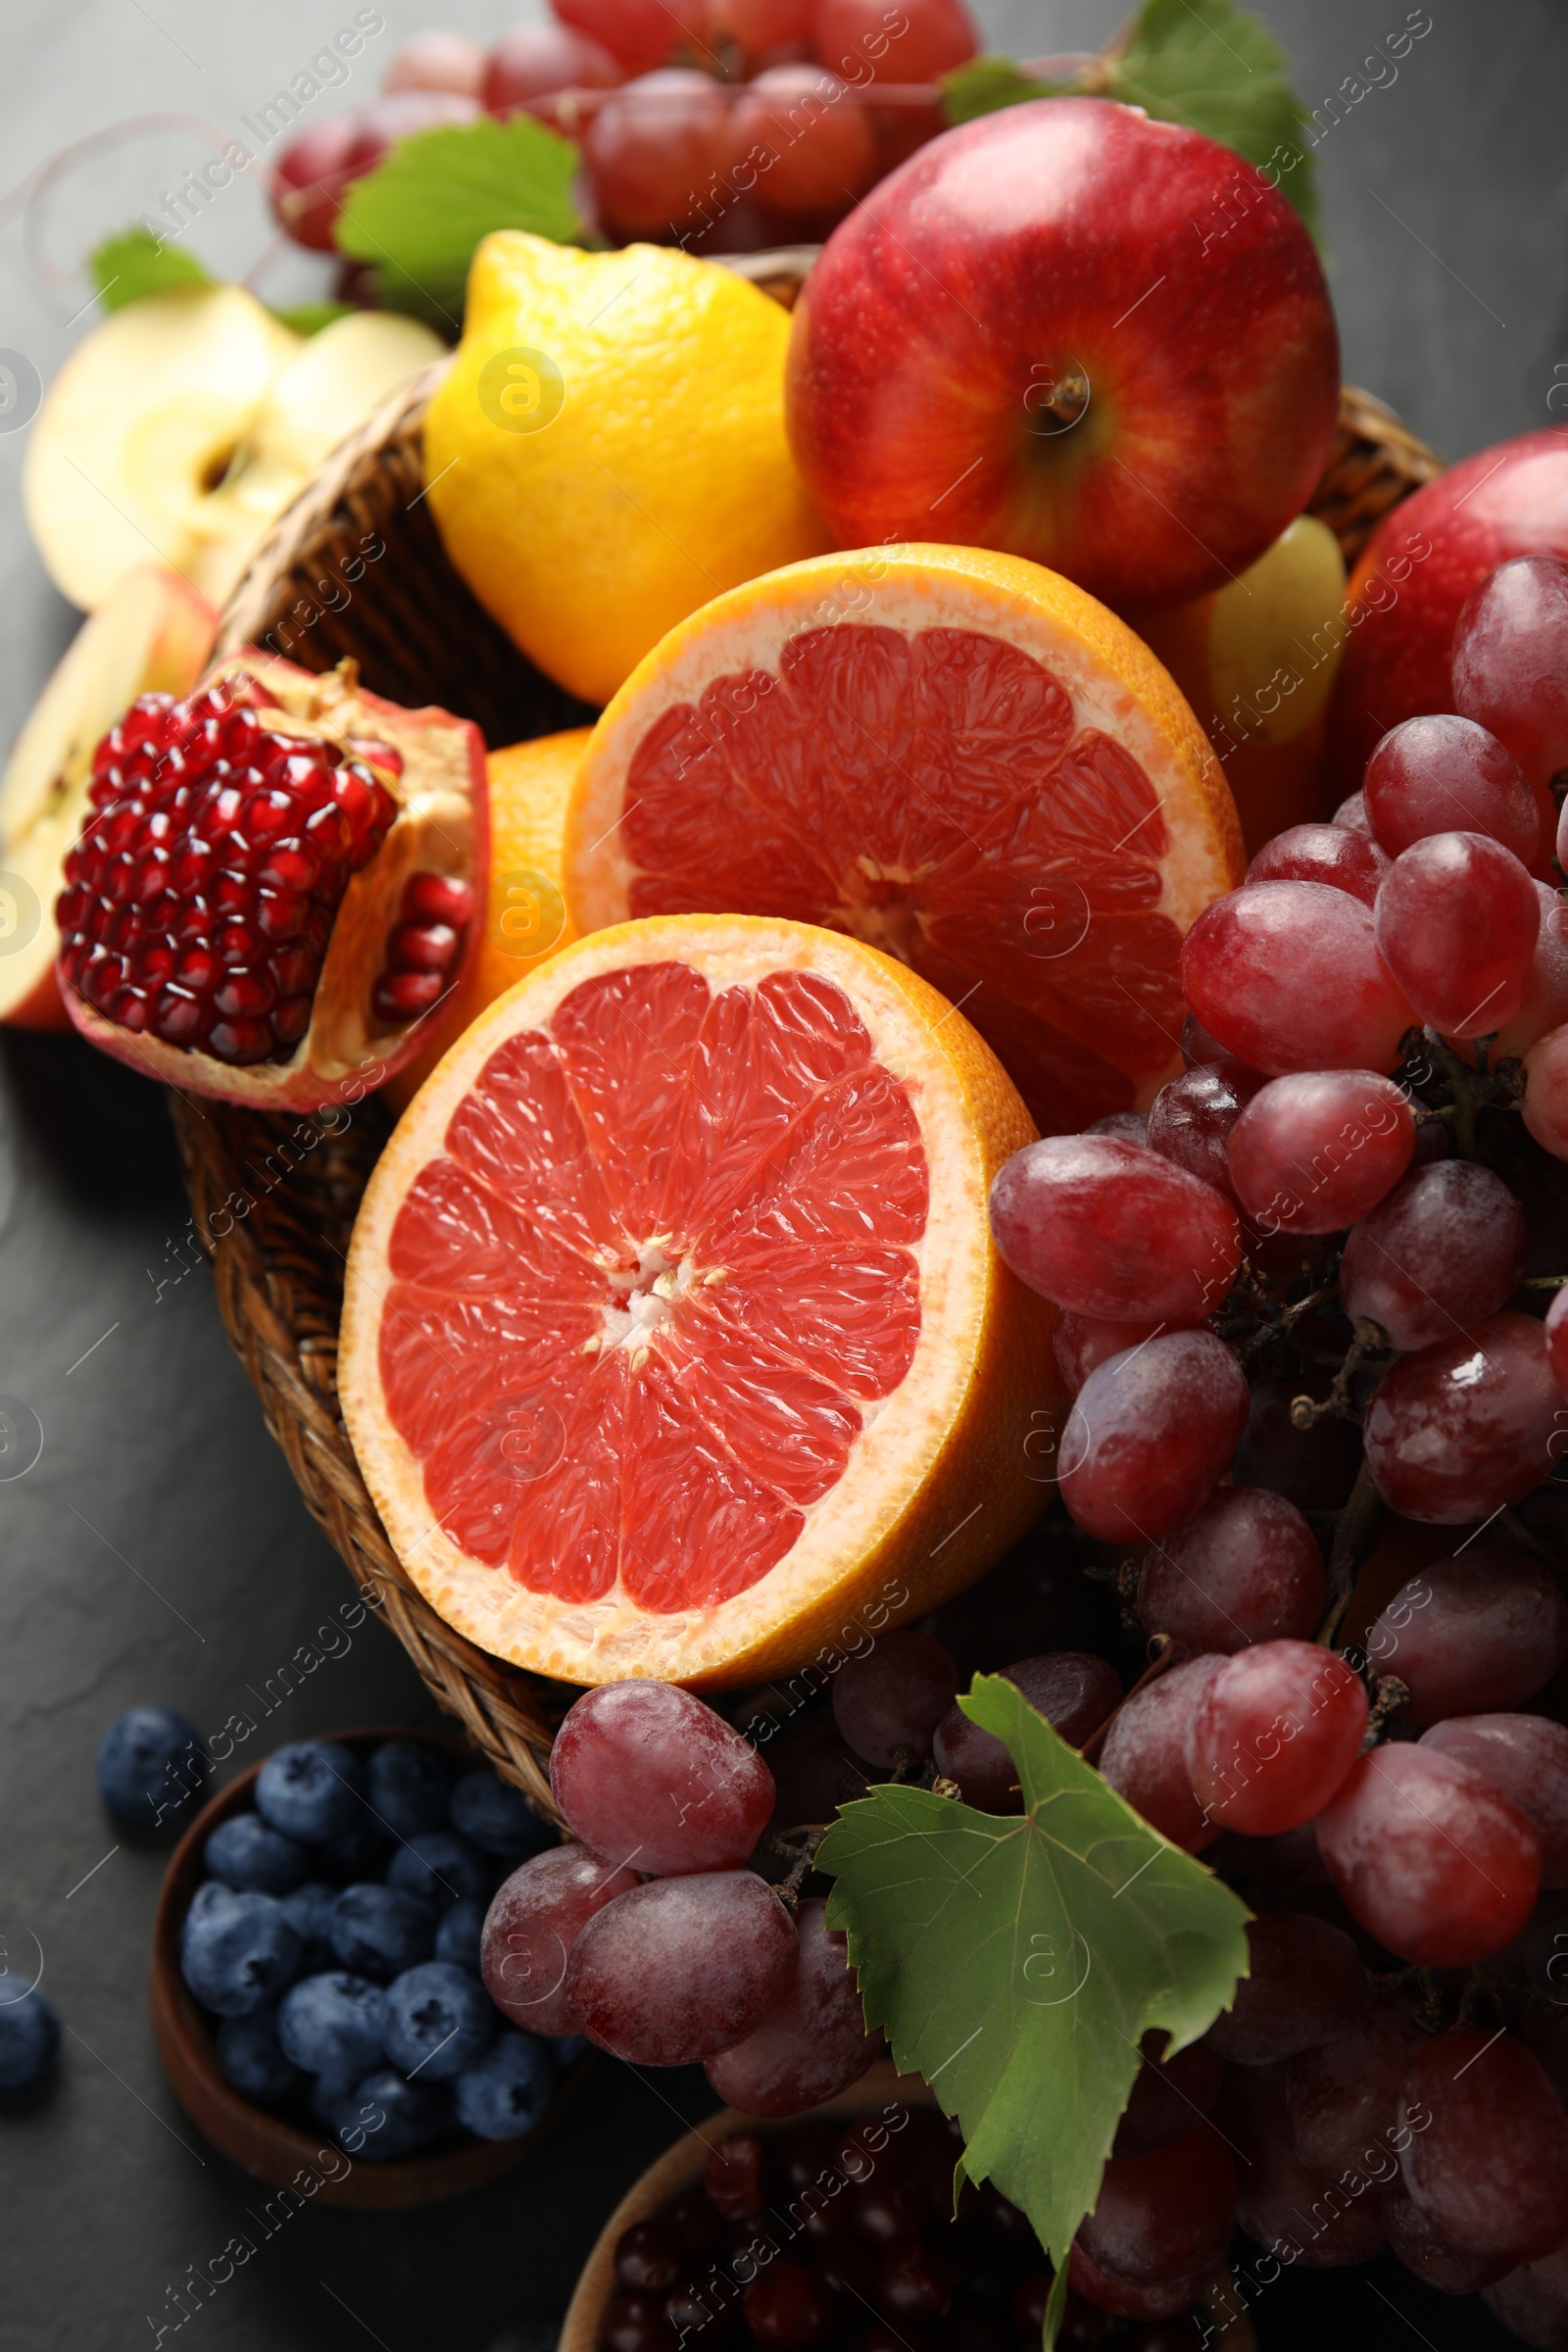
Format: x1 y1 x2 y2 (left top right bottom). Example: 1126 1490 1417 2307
178 264 1445 1808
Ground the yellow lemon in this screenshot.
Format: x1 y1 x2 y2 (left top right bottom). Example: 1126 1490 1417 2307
423 234 831 707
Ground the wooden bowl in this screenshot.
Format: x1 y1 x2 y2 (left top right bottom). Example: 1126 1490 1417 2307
148 1722 590 2208
172 248 1445 1808
557 2061 1259 2352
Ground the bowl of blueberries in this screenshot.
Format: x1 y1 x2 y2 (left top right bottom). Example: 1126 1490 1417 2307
148 1724 590 2207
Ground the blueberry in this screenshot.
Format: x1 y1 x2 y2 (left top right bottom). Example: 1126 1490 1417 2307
276 1973 387 2078
454 2029 552 2140
433 1899 484 1974
204 1813 309 1895
255 1742 365 1844
448 1771 552 1860
0 1971 60 2090
382 1962 494 2082
330 1884 434 1981
319 2067 450 2159
179 1884 301 2017
366 1741 452 1840
279 1882 340 1974
96 1707 208 1831
386 1830 489 1910
216 2007 301 2107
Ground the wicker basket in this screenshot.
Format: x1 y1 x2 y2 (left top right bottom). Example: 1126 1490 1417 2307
176 259 1444 1810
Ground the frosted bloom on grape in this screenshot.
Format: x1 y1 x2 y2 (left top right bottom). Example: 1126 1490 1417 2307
1052 1309 1163 1400
1399 2029 1568 2267
1204 1911 1364 2066
1185 1641 1367 1836
1422 1713 1568 1885
1332 790 1374 837
565 1871 797 2065
1373 830 1540 1039
705 1897 881 2115
988 1134 1241 1324
1138 1487 1324 1656
1057 1329 1249 1542
1339 1160 1525 1349
1226 1069 1414 1234
481 1846 641 2036
1245 822 1390 905
1315 1743 1540 1966
1180 882 1414 1076
550 1682 774 1875
1365 1544 1568 1728
1076 2128 1236 2288
1362 1311 1566 1523
1362 712 1541 862
1097 1654 1225 1851
1451 554 1568 792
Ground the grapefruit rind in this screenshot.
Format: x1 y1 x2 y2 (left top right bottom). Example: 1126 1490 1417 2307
340 913 1054 1688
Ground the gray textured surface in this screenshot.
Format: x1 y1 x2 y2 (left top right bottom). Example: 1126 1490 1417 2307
0 2 1560 2344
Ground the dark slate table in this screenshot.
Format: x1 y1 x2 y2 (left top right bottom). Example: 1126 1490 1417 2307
0 2 1562 2344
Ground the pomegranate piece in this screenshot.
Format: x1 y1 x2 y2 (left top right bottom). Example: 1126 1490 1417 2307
57 657 487 1109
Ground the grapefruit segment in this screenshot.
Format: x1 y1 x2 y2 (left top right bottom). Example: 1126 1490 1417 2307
341 914 1054 1685
566 546 1244 1134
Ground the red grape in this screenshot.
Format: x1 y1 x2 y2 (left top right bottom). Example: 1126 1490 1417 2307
1059 1331 1250 1544
1180 883 1415 1077
484 24 624 107
358 88 482 142
709 0 814 59
1486 880 1568 1058
1526 1019 1568 1159
1333 789 1375 837
555 0 709 75
383 30 486 95
705 1897 880 2114
1232 1373 1363 1511
1486 2243 1568 2345
1111 2034 1224 2161
745 2262 840 2347
1362 1311 1565 1522
481 1845 641 2034
1066 2245 1217 2321
1088 1110 1151 1144
1179 1010 1239 1069
1245 821 1391 905
1204 1912 1365 2067
584 69 734 235
1077 2128 1235 2287
830 1631 956 1768
1339 1160 1527 1349
567 1871 797 2063
1373 829 1540 1038
1384 2191 1510 2296
1451 555 1568 795
1226 1069 1415 1234
1185 1641 1367 1836
1399 2029 1568 2266
810 0 977 81
1421 1714 1568 1883
732 66 875 214
1138 1488 1324 1657
614 2221 684 2292
1223 2059 1392 2266
1145 1061 1264 1205
601 2290 677 2352
1052 1310 1163 1400
706 2132 766 2215
932 1652 1123 1808
1364 1544 1568 1727
270 115 370 250
988 1135 1241 1325
1098 1656 1226 1853
1283 1996 1425 2176
550 1681 774 1874
1362 712 1542 863
1551 1285 1568 1398
1315 1743 1541 1965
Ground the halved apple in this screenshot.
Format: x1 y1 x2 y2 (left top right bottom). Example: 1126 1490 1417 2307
0 564 216 1027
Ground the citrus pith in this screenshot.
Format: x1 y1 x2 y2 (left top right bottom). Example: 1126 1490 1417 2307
340 913 1053 1687
565 544 1245 1134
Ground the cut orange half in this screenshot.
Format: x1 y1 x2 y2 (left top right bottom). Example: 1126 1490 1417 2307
340 913 1053 1686
566 545 1245 1134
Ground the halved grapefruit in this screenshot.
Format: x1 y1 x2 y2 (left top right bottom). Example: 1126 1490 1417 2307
565 545 1245 1134
340 913 1054 1686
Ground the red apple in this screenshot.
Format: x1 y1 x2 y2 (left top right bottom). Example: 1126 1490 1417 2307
784 98 1340 612
1327 426 1568 789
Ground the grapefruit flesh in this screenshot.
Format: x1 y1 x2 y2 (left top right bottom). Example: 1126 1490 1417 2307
340 914 1054 1686
566 547 1243 1134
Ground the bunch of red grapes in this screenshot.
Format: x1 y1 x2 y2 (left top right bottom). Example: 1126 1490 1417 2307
270 0 978 268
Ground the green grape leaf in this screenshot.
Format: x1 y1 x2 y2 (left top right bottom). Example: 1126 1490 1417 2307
270 299 357 336
89 228 214 312
334 115 584 331
939 56 1066 125
1106 0 1320 243
818 1676 1250 2347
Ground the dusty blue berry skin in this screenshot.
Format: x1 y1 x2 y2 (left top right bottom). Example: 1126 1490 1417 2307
433 1899 485 1974
454 2030 551 2140
382 1962 494 2082
279 1883 340 1974
318 2068 450 2159
204 1813 310 1896
216 2008 301 2107
386 1830 489 1911
366 1741 452 1841
96 1707 208 1829
276 1973 387 2078
448 1771 552 1859
329 1884 434 1981
179 1884 301 2017
0 1971 60 2090
255 1742 365 1844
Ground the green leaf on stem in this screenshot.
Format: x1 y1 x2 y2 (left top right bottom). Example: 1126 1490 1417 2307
939 56 1070 124
818 1675 1250 2347
89 228 214 312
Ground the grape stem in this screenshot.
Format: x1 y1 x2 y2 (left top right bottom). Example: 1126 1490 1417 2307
1359 1674 1410 1750
1315 1457 1385 1647
1401 1023 1526 1158
1290 1318 1389 1433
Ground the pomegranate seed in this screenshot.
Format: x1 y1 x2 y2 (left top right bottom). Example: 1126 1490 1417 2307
372 970 444 1021
133 853 171 904
213 968 277 1018
109 987 150 1031
305 803 350 856
257 843 318 894
269 945 314 993
130 941 176 988
171 845 212 893
154 989 205 1042
386 919 458 973
57 885 88 932
273 996 312 1046
213 874 249 916
348 736 404 778
255 890 308 942
244 790 298 842
175 947 218 992
405 872 473 927
208 1016 273 1062
105 857 137 906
